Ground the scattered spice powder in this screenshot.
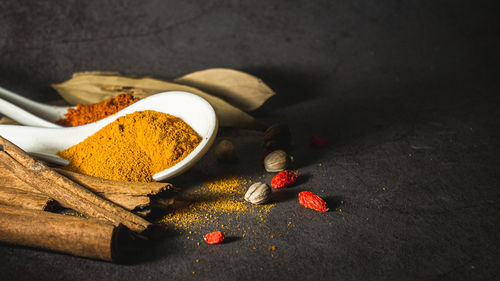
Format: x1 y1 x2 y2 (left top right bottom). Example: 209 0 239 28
56 93 139 126
58 110 202 182
159 176 274 235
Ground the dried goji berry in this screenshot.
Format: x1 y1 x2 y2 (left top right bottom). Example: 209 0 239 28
298 191 329 212
309 136 328 147
271 170 298 188
204 231 225 244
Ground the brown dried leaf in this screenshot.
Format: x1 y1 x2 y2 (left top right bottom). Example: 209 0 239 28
51 73 264 129
174 68 275 111
71 71 122 78
0 116 18 125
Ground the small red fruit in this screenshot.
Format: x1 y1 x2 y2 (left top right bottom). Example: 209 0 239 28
271 170 298 188
309 136 328 147
298 191 329 212
204 231 225 244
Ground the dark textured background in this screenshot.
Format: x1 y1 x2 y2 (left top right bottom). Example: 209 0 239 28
0 1 499 280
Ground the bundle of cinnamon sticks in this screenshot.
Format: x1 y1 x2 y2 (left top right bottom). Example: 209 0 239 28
0 136 175 262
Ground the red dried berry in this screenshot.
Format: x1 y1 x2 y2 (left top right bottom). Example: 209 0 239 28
271 170 298 188
261 150 272 163
298 191 329 212
204 231 225 244
309 136 328 147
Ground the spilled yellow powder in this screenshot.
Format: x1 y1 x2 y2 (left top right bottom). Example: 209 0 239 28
160 176 274 233
58 110 201 182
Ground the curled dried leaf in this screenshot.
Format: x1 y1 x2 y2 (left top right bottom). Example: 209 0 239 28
174 68 275 112
51 72 263 129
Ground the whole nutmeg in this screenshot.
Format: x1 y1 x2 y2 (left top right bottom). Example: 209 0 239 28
263 124 291 150
244 182 271 205
214 140 236 162
264 150 290 172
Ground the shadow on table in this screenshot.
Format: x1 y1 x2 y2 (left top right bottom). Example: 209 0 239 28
126 67 487 264
118 224 180 265
247 66 485 169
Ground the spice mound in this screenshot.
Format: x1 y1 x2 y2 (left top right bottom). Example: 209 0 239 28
58 110 202 182
56 94 139 126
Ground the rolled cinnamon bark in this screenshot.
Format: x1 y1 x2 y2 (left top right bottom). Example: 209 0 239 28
0 167 34 190
56 169 176 213
55 169 174 196
0 137 151 233
0 186 56 211
0 165 175 214
0 204 126 261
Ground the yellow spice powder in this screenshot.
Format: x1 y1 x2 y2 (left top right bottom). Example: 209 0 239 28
160 176 274 233
58 110 202 182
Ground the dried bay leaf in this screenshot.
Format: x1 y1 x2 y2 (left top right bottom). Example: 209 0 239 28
174 68 275 111
71 71 121 78
0 116 18 125
47 99 70 106
51 73 263 129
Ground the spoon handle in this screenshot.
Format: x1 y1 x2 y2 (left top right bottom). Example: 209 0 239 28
0 124 76 155
28 152 69 166
0 86 68 122
0 98 61 128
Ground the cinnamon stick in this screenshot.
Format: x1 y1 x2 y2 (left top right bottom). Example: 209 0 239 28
55 169 174 196
0 186 56 211
0 204 126 261
0 165 175 214
0 136 151 233
0 167 34 190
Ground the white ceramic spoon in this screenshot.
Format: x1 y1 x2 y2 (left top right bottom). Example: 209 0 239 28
0 86 69 127
0 91 218 181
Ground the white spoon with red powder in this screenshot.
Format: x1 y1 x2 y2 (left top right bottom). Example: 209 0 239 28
0 91 218 181
0 86 69 128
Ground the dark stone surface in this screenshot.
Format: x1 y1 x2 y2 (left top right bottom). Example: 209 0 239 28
0 1 498 280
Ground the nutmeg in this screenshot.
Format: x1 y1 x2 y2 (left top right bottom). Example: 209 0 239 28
263 150 290 172
263 124 291 150
214 140 236 162
244 182 271 205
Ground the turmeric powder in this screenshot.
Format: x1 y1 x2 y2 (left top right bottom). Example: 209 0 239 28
160 175 274 234
58 110 202 182
56 94 138 126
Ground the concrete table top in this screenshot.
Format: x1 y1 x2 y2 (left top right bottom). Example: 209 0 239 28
0 1 498 280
